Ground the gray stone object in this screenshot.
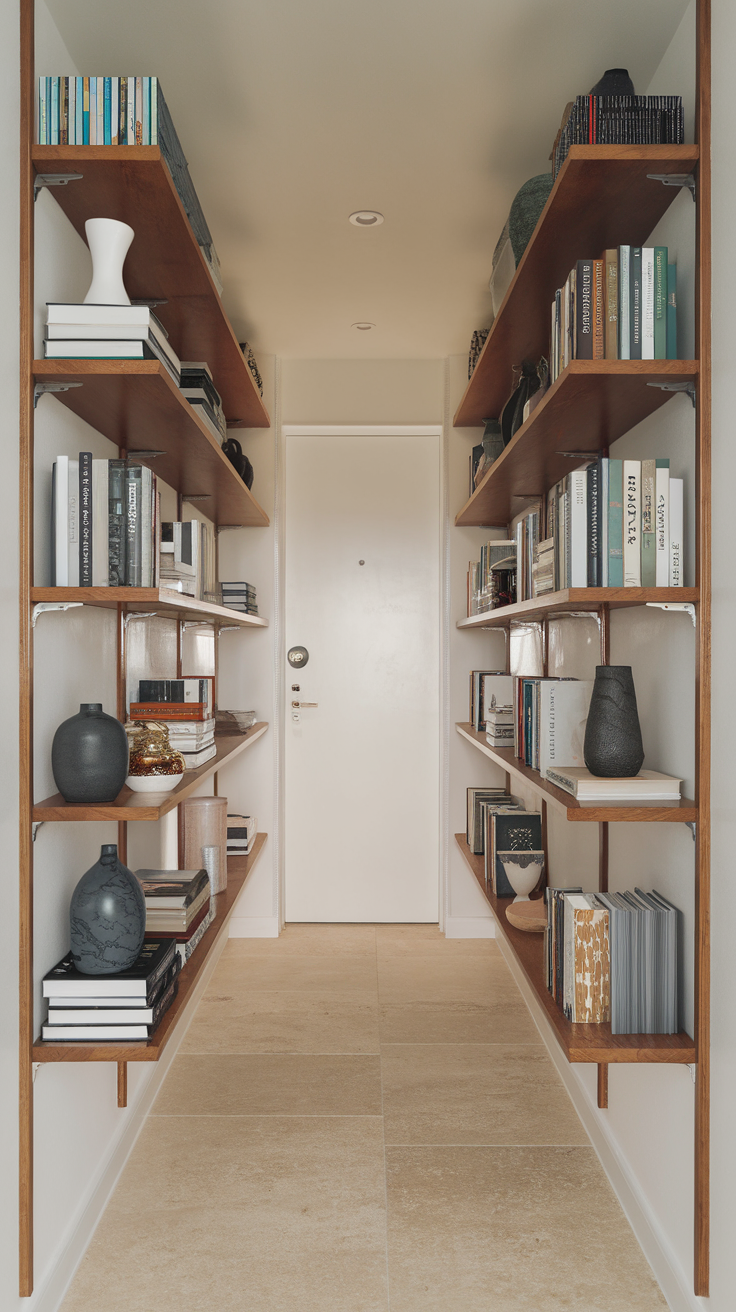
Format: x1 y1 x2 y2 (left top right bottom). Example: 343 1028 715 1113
508 174 554 266
583 665 645 778
69 844 146 976
51 703 129 803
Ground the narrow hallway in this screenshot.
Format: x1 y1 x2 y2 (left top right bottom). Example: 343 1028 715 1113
60 926 667 1311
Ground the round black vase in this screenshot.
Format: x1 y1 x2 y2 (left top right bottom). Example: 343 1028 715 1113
51 703 129 803
583 666 645 778
69 844 146 975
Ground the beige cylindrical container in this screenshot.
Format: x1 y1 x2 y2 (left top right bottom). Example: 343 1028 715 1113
179 796 228 894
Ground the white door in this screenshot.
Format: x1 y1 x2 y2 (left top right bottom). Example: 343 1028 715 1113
284 431 440 922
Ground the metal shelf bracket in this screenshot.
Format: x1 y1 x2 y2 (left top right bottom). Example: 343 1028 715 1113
31 601 83 627
34 381 83 409
687 821 697 842
31 822 44 842
647 171 696 201
646 381 696 408
646 601 697 627
34 171 83 202
123 611 158 630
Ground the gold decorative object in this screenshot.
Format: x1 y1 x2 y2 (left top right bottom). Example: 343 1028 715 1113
125 722 185 780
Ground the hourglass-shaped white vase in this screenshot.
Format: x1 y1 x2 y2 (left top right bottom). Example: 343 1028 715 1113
83 218 134 305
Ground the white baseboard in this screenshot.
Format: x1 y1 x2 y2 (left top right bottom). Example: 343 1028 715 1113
228 915 280 938
491 928 701 1312
30 923 233 1312
444 915 496 939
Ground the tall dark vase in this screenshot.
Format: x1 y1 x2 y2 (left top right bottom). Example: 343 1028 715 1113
583 666 645 777
51 703 129 803
69 844 146 975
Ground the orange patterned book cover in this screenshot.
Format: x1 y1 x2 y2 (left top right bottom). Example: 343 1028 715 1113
568 895 610 1023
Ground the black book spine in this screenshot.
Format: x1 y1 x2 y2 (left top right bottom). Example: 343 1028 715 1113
139 679 171 702
630 247 643 359
79 451 93 586
126 465 142 587
575 260 594 359
586 461 600 587
108 459 127 586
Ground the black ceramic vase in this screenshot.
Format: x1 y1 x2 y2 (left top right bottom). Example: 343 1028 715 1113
69 844 146 975
583 666 645 778
51 703 129 803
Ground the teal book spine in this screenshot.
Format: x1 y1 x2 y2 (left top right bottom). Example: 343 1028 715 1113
667 264 678 359
654 247 667 359
608 459 624 587
104 76 111 144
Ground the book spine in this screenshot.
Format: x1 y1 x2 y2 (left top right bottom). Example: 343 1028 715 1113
79 452 93 587
108 460 127 585
669 477 684 587
570 469 587 587
593 259 604 359
603 249 618 359
67 459 80 586
641 459 656 587
135 76 144 144
75 76 83 143
67 75 75 143
600 458 609 586
655 461 670 586
654 246 668 359
608 459 624 587
125 466 142 587
83 76 90 144
618 246 630 359
89 77 96 144
118 76 127 144
59 76 68 145
96 75 104 143
111 76 119 145
629 247 642 359
586 461 600 587
143 76 150 144
51 76 59 145
576 260 593 359
667 263 677 359
150 77 158 145
641 247 655 359
140 467 153 588
103 76 111 144
127 77 136 144
38 77 46 145
623 459 641 587
52 458 69 586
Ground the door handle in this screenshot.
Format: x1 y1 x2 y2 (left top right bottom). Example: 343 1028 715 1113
291 701 318 708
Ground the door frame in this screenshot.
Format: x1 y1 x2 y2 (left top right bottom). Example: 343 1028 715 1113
278 424 447 929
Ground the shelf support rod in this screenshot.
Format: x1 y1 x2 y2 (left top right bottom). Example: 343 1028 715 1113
31 601 83 627
646 171 696 201
645 601 697 627
117 1062 127 1108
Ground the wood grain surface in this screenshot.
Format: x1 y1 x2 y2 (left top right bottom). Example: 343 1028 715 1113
457 587 699 629
31 586 268 629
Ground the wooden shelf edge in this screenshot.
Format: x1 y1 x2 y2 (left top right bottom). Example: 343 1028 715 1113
32 834 269 1062
454 835 695 1063
455 723 697 822
33 723 269 822
30 587 268 628
457 588 700 628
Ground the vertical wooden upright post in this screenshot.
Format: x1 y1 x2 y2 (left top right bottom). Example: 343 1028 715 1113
18 0 34 1294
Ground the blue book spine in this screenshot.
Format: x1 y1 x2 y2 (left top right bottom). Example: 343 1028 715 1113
50 76 59 144
104 76 112 144
76 76 83 144
143 76 150 143
608 459 624 587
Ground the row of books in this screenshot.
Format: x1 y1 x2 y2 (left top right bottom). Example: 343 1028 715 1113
38 75 160 146
160 519 218 601
465 787 542 897
469 670 513 734
130 679 216 770
550 249 677 378
552 94 684 179
467 541 516 616
546 885 679 1033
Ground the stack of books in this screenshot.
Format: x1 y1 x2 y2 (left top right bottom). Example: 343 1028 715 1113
227 814 258 857
465 787 524 855
180 363 226 445
131 679 216 769
160 521 218 601
532 538 554 596
41 939 179 1041
546 885 680 1032
545 765 682 804
469 671 513 733
550 249 676 376
52 455 160 587
44 303 181 384
135 868 214 965
220 581 258 615
552 94 684 179
467 541 516 615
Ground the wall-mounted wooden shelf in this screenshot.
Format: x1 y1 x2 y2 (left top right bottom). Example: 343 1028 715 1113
33 723 268 822
454 144 700 428
31 586 268 629
456 723 696 822
455 360 698 527
32 144 270 428
33 359 269 527
454 834 695 1064
33 834 267 1063
457 588 699 629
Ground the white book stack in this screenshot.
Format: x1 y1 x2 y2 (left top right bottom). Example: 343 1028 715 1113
227 813 258 856
44 303 181 385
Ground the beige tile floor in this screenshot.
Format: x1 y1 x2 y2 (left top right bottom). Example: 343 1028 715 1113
60 925 667 1312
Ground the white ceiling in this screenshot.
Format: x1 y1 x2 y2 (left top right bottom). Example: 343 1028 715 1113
46 0 690 360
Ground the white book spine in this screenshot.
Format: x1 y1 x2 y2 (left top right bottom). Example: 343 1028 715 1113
53 457 69 586
655 466 670 585
569 469 587 586
91 459 109 587
641 248 655 360
68 77 76 145
140 467 153 588
96 76 104 143
618 247 630 359
623 460 641 586
669 478 684 587
67 459 79 587
127 77 136 143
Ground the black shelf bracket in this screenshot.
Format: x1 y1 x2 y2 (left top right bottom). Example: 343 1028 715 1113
33 171 83 202
33 381 83 409
646 171 696 202
646 380 696 408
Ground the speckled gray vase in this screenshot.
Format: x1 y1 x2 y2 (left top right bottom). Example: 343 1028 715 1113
508 174 554 264
583 666 645 778
52 703 129 803
69 844 146 975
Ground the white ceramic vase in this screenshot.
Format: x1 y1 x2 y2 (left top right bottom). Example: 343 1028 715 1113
497 850 545 902
83 217 134 305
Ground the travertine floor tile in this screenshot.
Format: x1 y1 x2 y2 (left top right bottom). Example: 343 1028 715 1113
226 923 378 957
377 955 512 1003
61 1117 388 1312
209 953 378 996
181 990 380 1054
376 935 498 958
153 1054 383 1116
381 1045 586 1145
385 1146 667 1311
379 998 541 1045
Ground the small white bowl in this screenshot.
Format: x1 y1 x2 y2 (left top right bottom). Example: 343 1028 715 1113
125 773 183 794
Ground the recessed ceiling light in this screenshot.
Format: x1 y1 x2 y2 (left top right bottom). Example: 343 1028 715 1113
349 211 384 226
351 322 375 331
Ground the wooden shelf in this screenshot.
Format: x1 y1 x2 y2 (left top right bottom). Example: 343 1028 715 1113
455 360 698 527
33 722 268 822
454 834 695 1063
32 145 270 428
457 588 699 629
33 359 269 527
33 834 268 1063
454 144 700 428
456 723 697 822
31 586 267 629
